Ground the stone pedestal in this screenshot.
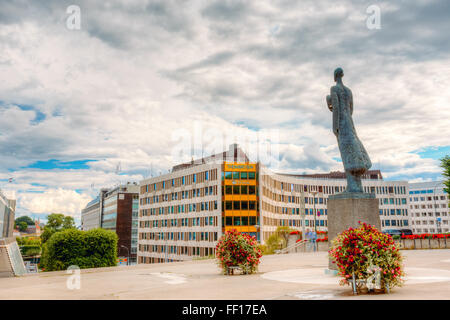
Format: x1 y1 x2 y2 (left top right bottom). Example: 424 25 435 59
327 192 381 270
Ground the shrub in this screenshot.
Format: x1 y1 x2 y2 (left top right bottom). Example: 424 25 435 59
329 222 404 292
216 230 262 275
41 228 118 271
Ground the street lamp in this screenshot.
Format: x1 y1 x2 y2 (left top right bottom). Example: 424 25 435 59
120 245 129 266
311 190 318 234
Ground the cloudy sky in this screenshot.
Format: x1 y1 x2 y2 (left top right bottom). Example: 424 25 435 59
1 0 449 224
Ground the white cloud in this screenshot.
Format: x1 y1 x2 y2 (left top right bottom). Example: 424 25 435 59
19 188 92 220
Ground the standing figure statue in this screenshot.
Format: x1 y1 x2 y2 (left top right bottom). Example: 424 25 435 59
326 68 372 193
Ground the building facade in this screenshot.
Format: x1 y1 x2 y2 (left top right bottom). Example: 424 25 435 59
81 183 140 263
0 190 15 239
409 181 449 234
137 145 412 264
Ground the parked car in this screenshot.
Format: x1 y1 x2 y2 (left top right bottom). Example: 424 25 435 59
383 229 413 236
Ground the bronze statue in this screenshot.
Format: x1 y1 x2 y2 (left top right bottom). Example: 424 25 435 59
327 67 372 193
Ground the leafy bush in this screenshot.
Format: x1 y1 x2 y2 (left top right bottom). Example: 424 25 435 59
329 222 404 292
216 230 262 275
263 226 294 254
41 228 118 271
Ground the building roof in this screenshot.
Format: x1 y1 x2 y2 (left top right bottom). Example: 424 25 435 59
172 144 250 172
279 169 383 180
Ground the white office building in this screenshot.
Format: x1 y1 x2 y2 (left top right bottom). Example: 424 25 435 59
409 181 449 234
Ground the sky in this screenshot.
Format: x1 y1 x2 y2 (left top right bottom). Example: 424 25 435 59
0 0 449 224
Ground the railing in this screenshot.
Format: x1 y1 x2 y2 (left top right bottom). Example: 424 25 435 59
275 239 308 254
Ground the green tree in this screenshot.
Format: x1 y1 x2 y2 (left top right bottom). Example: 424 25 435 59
14 216 35 230
40 213 76 244
441 155 450 197
17 221 28 232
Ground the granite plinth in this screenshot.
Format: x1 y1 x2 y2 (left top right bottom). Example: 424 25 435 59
327 192 381 270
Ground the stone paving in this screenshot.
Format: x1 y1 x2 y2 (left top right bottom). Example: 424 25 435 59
0 249 449 299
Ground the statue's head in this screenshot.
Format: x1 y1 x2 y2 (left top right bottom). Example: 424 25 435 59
334 67 344 82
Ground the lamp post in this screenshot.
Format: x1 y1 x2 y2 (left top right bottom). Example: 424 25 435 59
311 190 318 234
120 245 129 266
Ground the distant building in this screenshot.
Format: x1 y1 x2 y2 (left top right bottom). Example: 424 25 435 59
0 190 26 277
24 220 42 236
81 183 139 263
409 181 449 234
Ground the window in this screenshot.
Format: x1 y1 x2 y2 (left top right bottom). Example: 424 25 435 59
225 172 232 179
225 185 232 194
241 185 248 194
242 216 249 226
240 172 248 179
205 171 209 180
233 172 240 179
182 176 185 185
249 216 256 226
249 201 256 210
234 216 241 226
233 201 240 210
248 172 256 179
233 185 240 194
249 186 256 195
193 174 197 183
226 201 232 210
241 201 248 210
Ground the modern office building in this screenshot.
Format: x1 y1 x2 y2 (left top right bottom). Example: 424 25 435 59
137 144 411 264
409 181 449 234
81 183 140 263
0 190 26 277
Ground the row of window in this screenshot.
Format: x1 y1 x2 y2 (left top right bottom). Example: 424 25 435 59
223 216 259 226
138 245 216 259
141 201 219 216
141 169 219 194
413 212 448 217
141 186 218 205
223 200 257 211
262 216 328 227
379 209 409 216
140 216 218 229
410 196 447 202
222 171 256 180
413 220 449 225
140 231 219 242
223 185 257 195
382 220 409 227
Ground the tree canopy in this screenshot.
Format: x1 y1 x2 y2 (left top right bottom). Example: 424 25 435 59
441 155 450 196
40 213 76 244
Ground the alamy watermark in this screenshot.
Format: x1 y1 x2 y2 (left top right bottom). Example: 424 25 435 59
66 5 81 30
66 265 81 290
366 5 381 30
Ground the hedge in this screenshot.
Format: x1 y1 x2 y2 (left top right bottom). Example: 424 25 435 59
41 228 118 271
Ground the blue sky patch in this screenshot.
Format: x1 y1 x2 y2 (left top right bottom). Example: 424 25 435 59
16 104 46 124
25 159 98 170
414 145 450 160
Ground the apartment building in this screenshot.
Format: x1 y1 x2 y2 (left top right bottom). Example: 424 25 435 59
409 181 449 234
137 144 411 264
81 183 140 263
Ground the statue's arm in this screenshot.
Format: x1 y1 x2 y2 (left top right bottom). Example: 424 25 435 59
330 87 339 136
326 95 332 111
349 89 353 115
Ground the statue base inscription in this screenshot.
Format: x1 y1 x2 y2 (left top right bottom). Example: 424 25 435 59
327 193 381 270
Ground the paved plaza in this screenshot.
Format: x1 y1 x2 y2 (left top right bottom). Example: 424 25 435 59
0 249 449 300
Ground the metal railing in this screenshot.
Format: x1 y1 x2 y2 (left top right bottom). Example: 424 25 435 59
275 239 308 254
